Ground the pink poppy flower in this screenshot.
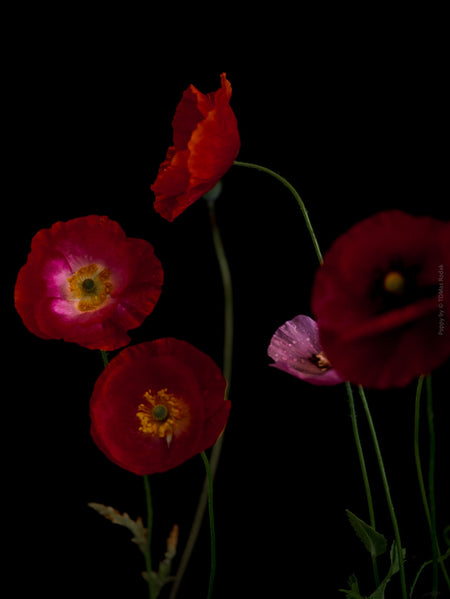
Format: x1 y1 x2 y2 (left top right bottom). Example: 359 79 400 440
268 315 344 385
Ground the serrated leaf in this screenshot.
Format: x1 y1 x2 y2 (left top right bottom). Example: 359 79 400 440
142 524 179 594
346 510 388 558
88 502 148 556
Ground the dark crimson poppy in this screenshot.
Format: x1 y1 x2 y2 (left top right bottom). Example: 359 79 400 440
151 73 240 221
89 338 230 475
311 210 450 388
15 215 163 351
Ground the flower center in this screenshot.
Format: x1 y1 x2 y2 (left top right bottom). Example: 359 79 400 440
67 264 113 312
310 351 332 371
137 388 186 447
82 278 96 291
383 270 406 295
152 404 169 421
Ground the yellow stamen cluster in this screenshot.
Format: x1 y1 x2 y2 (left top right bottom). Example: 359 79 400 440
137 388 184 447
314 351 332 371
67 264 113 312
383 270 406 295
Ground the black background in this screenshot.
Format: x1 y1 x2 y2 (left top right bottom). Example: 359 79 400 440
6 9 450 599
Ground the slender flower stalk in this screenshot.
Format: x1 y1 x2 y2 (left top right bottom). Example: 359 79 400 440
414 376 429 525
414 375 450 591
233 161 392 592
169 194 233 599
201 451 216 599
206 195 234 391
426 375 439 594
233 160 323 264
358 386 408 599
345 382 380 587
144 475 156 599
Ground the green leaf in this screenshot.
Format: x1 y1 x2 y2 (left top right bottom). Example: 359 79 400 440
338 574 367 599
346 510 388 558
368 541 406 599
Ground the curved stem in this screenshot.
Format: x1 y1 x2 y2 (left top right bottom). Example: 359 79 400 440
414 376 430 527
346 382 379 587
234 161 386 589
201 451 216 599
358 386 408 599
233 160 323 264
207 198 233 393
144 475 156 599
168 197 233 599
414 377 450 593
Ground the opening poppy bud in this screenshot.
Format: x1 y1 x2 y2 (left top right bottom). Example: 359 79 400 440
151 73 240 221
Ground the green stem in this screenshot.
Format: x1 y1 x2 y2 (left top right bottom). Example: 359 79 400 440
233 160 323 264
410 547 450 598
346 382 380 587
415 375 450 592
207 198 233 393
414 376 430 528
358 386 408 599
201 451 216 599
168 197 233 599
144 474 156 599
426 375 439 594
100 350 109 367
233 162 387 590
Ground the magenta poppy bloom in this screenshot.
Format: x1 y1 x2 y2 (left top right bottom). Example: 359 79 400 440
267 315 344 385
15 215 164 351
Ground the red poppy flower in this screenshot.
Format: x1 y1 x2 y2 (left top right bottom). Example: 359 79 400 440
311 210 450 389
15 215 163 351
89 338 230 475
151 73 240 221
